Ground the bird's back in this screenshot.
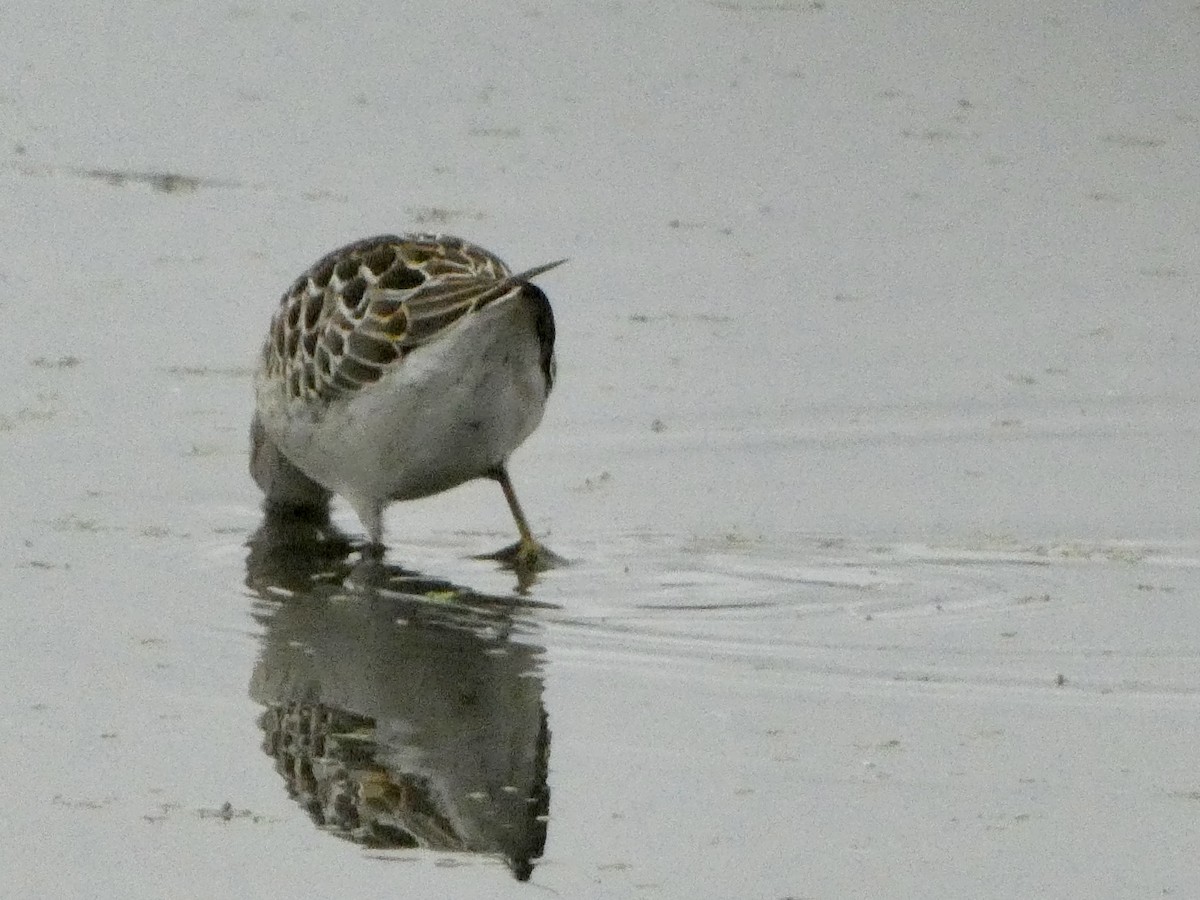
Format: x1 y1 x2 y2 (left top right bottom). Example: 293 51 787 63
258 233 526 407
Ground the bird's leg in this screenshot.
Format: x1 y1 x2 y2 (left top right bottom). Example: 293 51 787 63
348 497 386 558
495 465 537 550
481 464 564 573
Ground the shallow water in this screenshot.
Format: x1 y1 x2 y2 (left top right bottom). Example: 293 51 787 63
3 1 1200 898
8 505 1200 897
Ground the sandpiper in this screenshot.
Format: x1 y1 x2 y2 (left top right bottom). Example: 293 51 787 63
250 233 563 569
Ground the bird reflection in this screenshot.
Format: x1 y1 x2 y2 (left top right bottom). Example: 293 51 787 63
245 510 551 881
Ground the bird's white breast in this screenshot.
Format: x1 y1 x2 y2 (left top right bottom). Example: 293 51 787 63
255 294 548 508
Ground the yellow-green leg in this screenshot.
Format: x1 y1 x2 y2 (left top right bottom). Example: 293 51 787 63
481 465 564 574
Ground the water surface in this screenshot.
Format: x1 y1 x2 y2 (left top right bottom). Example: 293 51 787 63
2 2 1199 898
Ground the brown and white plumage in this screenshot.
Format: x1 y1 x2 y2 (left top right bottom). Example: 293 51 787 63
251 233 563 567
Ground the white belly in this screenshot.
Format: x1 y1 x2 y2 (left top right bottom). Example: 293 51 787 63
255 296 548 511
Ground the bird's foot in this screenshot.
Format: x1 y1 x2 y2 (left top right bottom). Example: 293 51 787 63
357 540 387 562
478 538 566 573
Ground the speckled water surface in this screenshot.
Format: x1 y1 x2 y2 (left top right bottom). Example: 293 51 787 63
2 2 1199 898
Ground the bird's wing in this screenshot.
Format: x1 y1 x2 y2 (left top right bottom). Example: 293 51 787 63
261 233 561 403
